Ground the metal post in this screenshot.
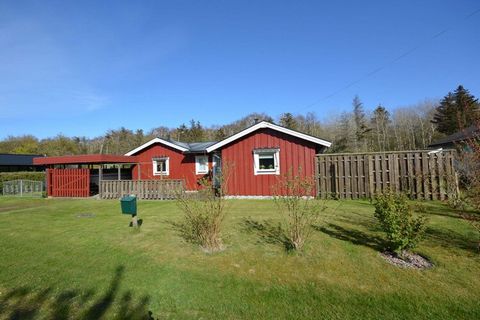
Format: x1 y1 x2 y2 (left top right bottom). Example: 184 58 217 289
20 180 23 197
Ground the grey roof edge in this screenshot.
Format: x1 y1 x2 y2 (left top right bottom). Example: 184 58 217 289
429 125 480 147
164 140 218 153
0 153 46 166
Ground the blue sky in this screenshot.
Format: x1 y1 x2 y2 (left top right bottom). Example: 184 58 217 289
0 0 479 139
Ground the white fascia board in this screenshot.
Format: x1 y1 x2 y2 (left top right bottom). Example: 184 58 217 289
206 121 332 153
125 138 188 156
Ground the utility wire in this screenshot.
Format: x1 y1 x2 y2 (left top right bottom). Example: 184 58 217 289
297 7 480 113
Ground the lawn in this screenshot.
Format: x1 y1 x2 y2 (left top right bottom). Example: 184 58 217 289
0 197 478 319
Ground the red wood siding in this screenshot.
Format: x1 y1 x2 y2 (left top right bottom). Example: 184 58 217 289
47 168 90 197
131 144 211 190
221 128 318 196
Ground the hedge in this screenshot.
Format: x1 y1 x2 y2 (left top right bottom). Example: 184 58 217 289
0 172 45 193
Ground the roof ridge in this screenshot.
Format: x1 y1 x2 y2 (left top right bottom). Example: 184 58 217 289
126 120 331 155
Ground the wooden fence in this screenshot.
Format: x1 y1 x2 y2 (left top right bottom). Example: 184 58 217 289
315 150 458 200
47 168 90 197
100 179 184 200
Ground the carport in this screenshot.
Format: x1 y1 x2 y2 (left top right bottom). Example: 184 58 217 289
33 155 140 197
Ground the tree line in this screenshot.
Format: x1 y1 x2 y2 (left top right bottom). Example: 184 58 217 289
1 85 478 156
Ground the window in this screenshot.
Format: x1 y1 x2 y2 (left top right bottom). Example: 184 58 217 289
195 155 209 174
253 149 280 175
152 157 169 176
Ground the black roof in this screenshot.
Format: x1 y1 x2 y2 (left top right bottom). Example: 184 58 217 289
166 140 218 153
0 153 45 166
429 125 480 147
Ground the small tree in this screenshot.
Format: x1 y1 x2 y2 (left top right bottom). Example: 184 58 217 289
273 169 326 251
175 163 231 253
373 191 427 255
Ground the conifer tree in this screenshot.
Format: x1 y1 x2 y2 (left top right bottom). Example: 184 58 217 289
214 127 227 141
188 120 205 142
371 105 391 151
279 112 298 130
432 85 480 135
352 95 370 151
332 112 356 152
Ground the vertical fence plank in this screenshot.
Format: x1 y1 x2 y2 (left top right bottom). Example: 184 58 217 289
367 155 374 198
336 156 342 199
421 154 429 200
438 152 445 201
319 157 325 199
344 155 351 199
429 154 438 200
414 153 421 200
373 154 380 195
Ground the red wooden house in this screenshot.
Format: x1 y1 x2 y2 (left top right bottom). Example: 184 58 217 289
34 121 331 197
125 121 331 196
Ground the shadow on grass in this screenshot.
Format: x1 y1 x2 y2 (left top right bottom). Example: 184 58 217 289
425 226 479 254
0 266 158 320
164 219 197 245
129 219 143 227
316 222 479 254
313 223 385 251
423 205 465 220
241 218 294 252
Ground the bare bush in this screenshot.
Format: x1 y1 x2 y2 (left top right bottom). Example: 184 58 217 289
175 163 231 253
457 131 480 209
273 169 327 251
453 122 480 250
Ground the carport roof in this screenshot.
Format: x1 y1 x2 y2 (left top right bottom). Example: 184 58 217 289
33 154 139 165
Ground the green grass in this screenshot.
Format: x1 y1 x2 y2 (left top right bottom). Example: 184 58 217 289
0 197 478 319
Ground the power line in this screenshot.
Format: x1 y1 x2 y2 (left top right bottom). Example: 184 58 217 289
297 7 480 113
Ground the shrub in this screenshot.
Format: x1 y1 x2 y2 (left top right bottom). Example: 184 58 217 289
0 172 45 193
273 169 327 251
373 191 427 255
453 148 479 211
451 122 480 251
175 164 230 253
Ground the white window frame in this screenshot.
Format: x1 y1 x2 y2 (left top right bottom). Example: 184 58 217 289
152 157 169 176
195 155 209 174
253 149 280 175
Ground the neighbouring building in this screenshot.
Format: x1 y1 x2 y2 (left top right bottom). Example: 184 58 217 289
0 153 45 172
429 125 479 150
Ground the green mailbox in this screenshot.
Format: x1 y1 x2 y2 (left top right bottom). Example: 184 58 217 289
120 195 137 216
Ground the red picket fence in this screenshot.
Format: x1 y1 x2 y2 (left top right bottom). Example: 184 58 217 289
47 168 90 197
